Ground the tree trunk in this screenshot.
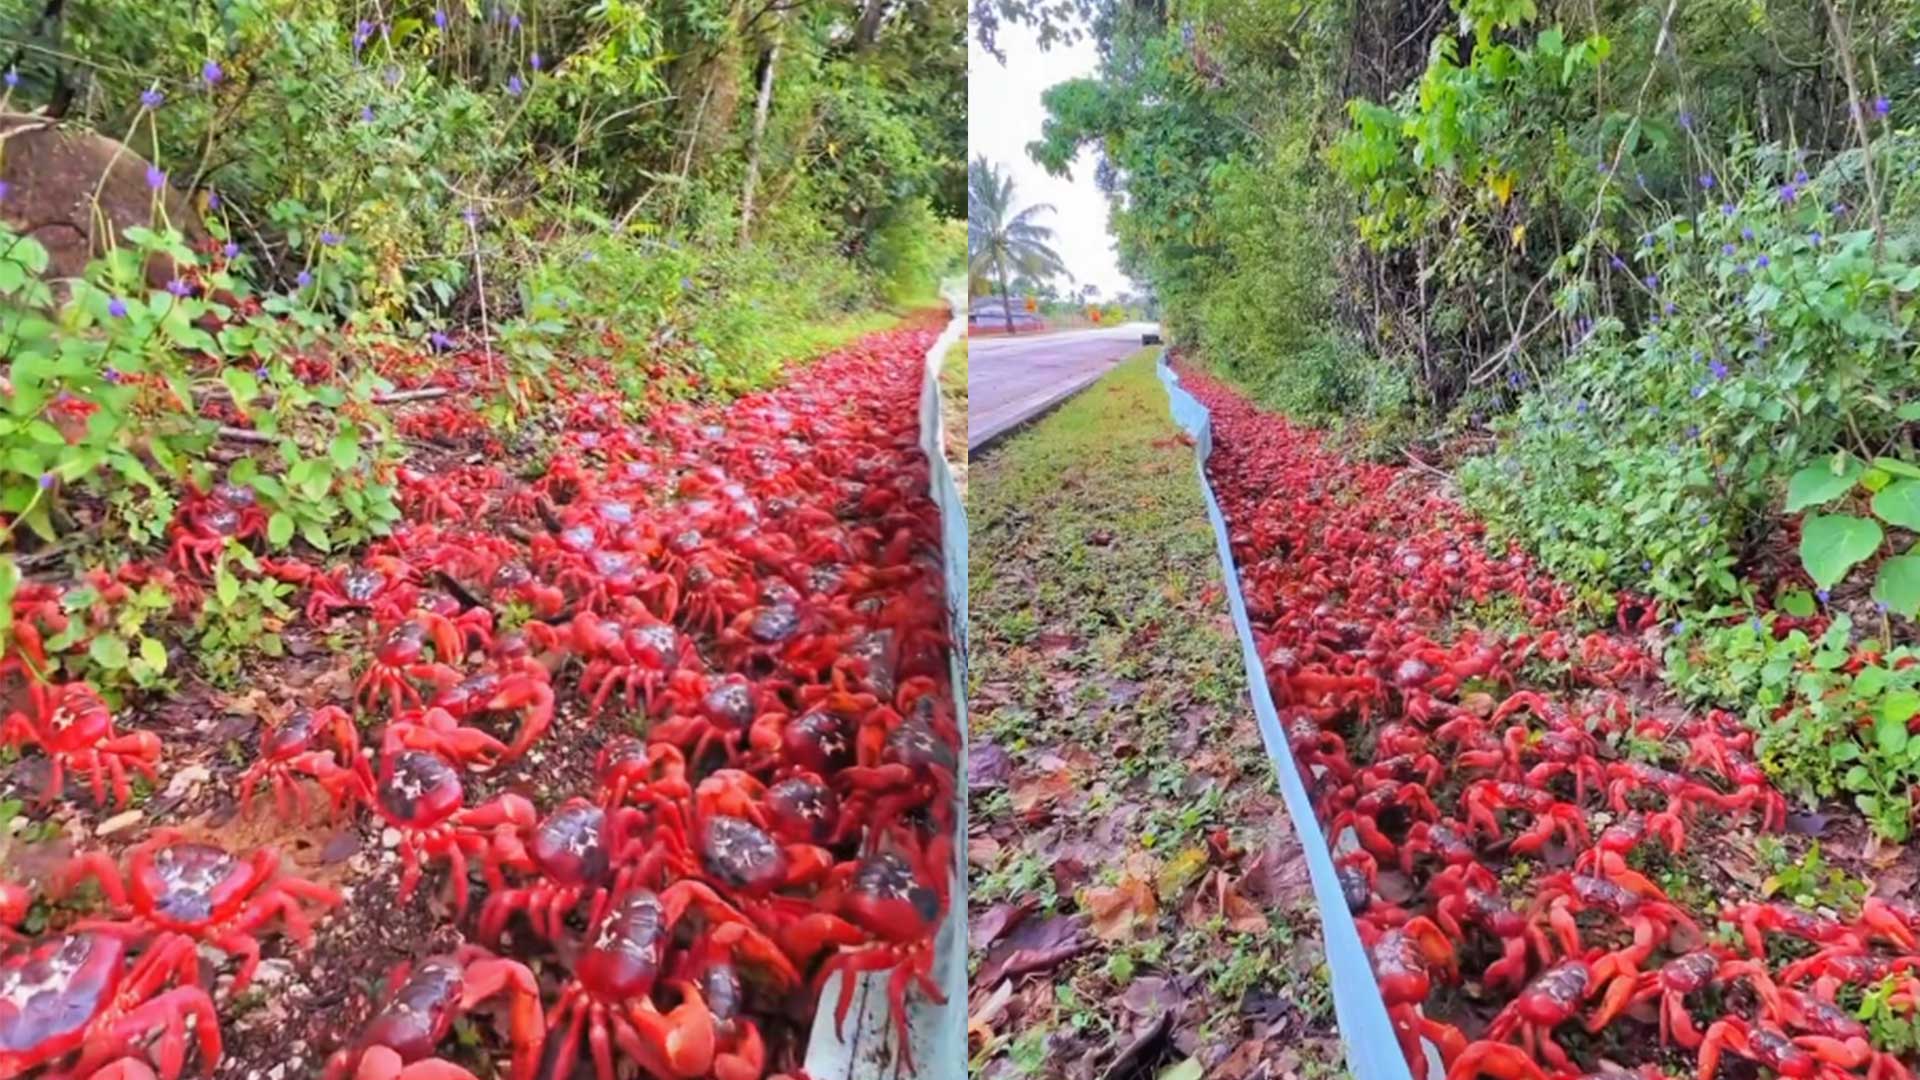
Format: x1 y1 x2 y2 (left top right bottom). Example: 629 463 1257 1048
995 249 1015 334
738 16 783 248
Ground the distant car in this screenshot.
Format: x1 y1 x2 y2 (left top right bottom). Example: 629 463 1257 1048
1142 331 1163 345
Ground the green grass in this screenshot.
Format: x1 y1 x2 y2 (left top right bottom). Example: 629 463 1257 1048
967 350 1343 1075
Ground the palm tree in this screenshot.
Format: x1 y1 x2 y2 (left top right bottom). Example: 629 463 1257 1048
969 155 1070 334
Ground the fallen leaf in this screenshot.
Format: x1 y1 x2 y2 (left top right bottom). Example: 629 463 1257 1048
1082 876 1158 943
971 900 1033 952
968 834 1003 868
976 915 1091 985
1099 1010 1173 1080
1156 846 1209 902
969 742 1014 792
968 979 1015 1051
1119 976 1185 1018
320 829 361 865
1786 811 1831 836
1212 1038 1269 1080
1010 767 1077 819
1157 1060 1203 1080
1183 869 1269 935
1240 813 1314 910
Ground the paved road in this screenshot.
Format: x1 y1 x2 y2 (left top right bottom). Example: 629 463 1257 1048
967 323 1159 450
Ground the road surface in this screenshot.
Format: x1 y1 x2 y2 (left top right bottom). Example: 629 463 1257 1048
967 323 1159 451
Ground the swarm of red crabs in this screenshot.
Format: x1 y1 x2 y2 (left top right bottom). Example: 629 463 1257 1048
0 322 958 1079
1182 362 1920 1080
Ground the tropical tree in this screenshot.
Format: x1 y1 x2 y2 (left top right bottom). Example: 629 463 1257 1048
968 155 1070 333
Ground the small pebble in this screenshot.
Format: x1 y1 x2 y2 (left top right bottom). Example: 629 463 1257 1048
381 826 402 849
165 764 211 799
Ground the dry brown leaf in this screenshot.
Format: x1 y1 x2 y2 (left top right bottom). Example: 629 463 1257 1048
1156 846 1209 902
969 834 1004 868
1081 876 1158 943
1183 869 1270 934
1010 767 1077 818
1213 1038 1270 1080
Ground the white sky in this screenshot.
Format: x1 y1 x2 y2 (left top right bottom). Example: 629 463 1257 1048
966 21 1134 300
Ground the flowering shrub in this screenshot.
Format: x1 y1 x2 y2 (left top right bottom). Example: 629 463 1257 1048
1460 139 1920 607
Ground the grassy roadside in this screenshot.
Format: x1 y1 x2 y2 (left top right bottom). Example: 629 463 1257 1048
944 339 969 497
966 351 1345 1080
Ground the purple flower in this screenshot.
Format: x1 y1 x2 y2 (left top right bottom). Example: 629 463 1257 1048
1833 202 1849 216
1751 617 1764 633
1692 384 1707 399
510 13 522 30
1508 371 1522 388
1644 274 1658 288
1609 255 1626 270
145 165 165 191
1641 234 1655 249
530 52 543 71
430 331 452 350
1699 173 1716 190
3 69 16 89
296 270 313 288
222 241 239 259
1721 203 1735 216
1673 620 1687 635
1722 243 1737 256
680 276 693 291
107 297 128 318
383 65 403 87
1810 230 1823 245
320 230 341 247
103 367 121 384
1755 254 1770 268
37 473 53 490
434 8 448 28
1642 561 1652 572
1818 589 1831 604
1576 400 1589 414
1741 226 1754 241
140 86 164 109
206 191 219 210
0 180 9 202
463 207 480 227
1597 161 1611 174
507 75 524 97
165 278 190 297
1664 301 1676 315
1709 360 1729 380
202 60 223 86
1875 96 1891 118
1780 182 1800 204
354 20 374 50
1698 513 1711 525
254 365 269 380
1679 111 1694 130
361 105 375 122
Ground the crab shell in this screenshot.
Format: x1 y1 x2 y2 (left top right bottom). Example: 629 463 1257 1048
379 751 465 827
841 851 940 942
697 816 788 893
359 956 464 1058
784 710 852 775
36 686 116 753
130 843 261 929
766 776 839 845
531 800 610 884
700 677 756 731
576 892 668 998
0 932 125 1062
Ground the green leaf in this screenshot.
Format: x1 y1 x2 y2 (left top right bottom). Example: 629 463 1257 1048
1878 716 1910 757
222 367 260 408
1780 588 1817 617
139 636 167 673
1856 666 1892 698
1786 457 1863 512
1876 555 1920 617
1876 457 1920 480
328 433 361 471
1800 513 1883 590
1157 1061 1204 1080
267 512 295 548
301 522 333 552
1874 480 1920 530
88 634 129 670
215 568 241 608
1881 690 1920 726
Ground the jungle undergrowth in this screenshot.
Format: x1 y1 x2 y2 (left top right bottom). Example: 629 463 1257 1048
967 352 1343 1080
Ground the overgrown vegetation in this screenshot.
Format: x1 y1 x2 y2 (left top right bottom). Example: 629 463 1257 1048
983 0 1920 838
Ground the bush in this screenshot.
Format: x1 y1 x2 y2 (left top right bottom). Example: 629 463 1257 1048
1461 138 1920 608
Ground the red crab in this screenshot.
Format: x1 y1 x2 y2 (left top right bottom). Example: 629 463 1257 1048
166 482 266 575
322 946 544 1080
1460 780 1589 855
1364 915 1465 1080
1586 949 1736 1049
595 738 693 809
649 672 769 767
426 665 554 762
542 888 742 1080
837 695 958 844
59 830 340 992
358 614 467 715
0 931 221 1078
382 707 513 773
238 705 368 821
363 750 536 917
291 558 423 625
480 797 650 945
1427 865 1533 989
571 610 703 715
1 680 161 808
1480 960 1603 1073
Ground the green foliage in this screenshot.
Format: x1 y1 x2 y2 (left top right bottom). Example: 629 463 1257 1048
1461 141 1920 607
1782 451 1920 614
194 548 293 688
1669 611 1920 840
1756 839 1866 913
